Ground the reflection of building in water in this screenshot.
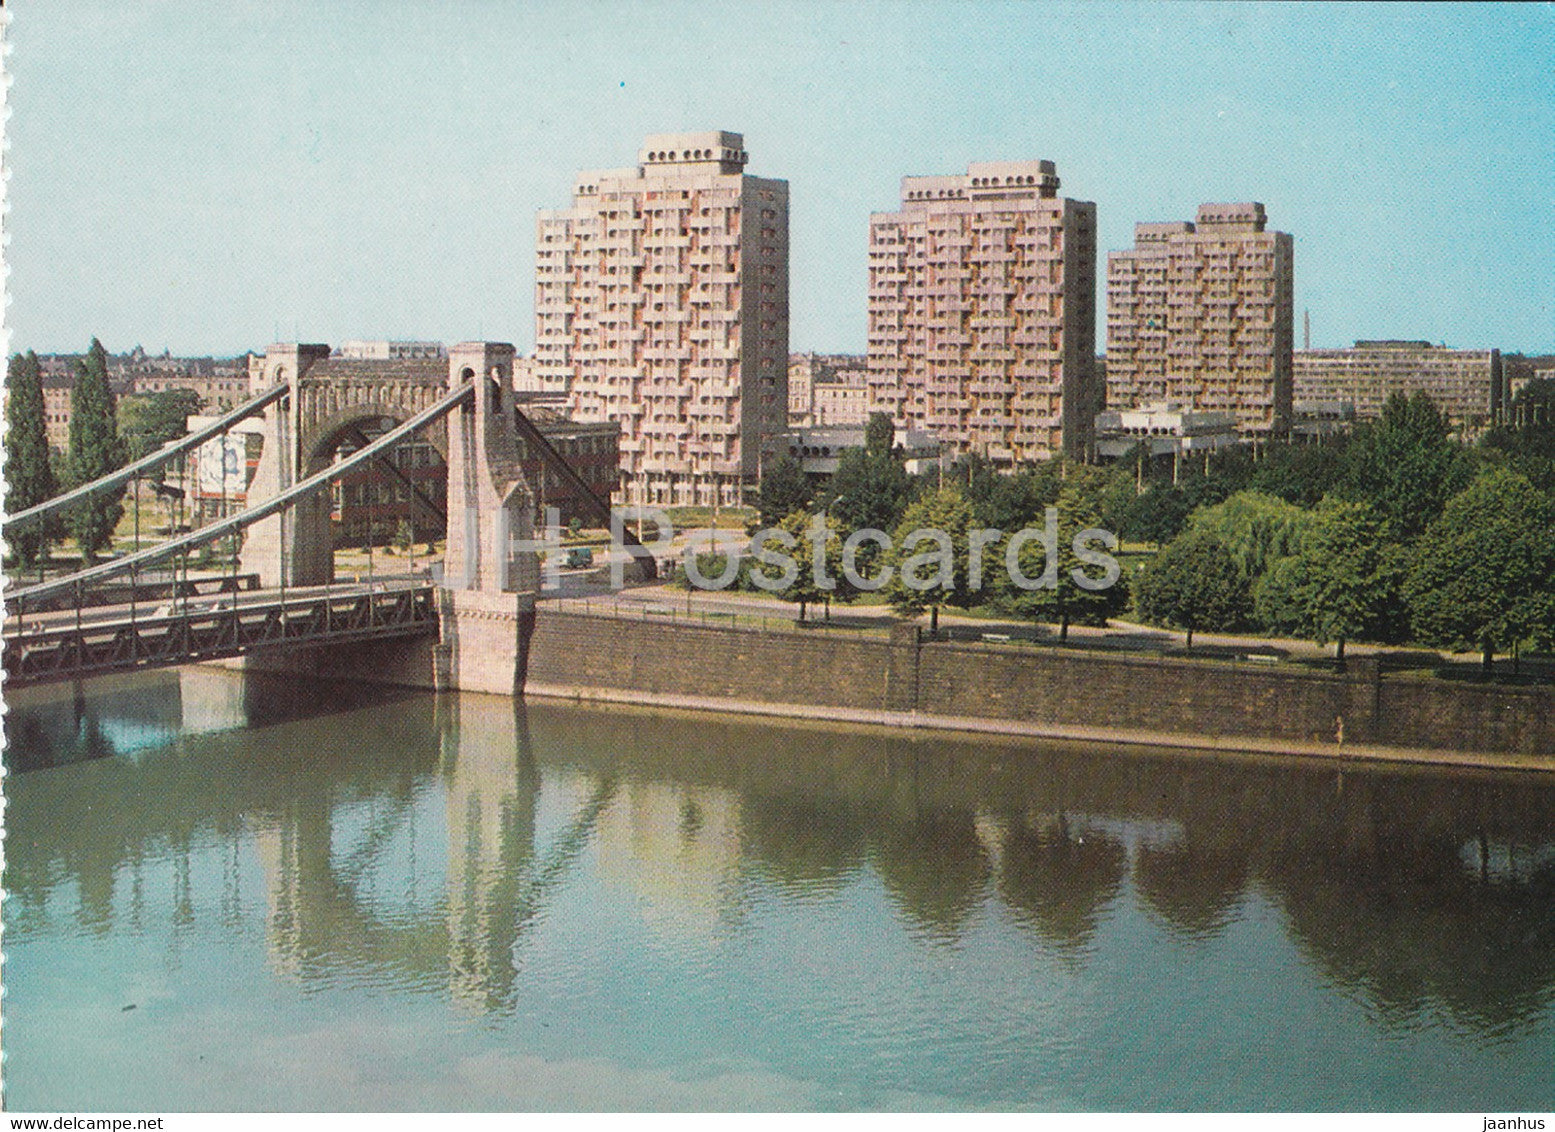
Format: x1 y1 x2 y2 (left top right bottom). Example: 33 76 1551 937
595 781 744 939
252 796 332 980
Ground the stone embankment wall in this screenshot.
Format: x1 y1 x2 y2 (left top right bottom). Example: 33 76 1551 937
522 609 1555 768
241 604 1553 766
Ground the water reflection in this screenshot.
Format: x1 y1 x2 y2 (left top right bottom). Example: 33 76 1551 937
5 679 1555 1051
2 668 414 772
995 813 1128 956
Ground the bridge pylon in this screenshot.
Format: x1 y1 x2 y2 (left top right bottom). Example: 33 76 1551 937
436 343 541 695
443 342 538 598
242 344 334 587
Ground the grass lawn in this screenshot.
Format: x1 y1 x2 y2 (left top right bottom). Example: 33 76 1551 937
663 505 756 530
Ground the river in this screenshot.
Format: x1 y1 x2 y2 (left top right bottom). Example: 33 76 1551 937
3 667 1552 1111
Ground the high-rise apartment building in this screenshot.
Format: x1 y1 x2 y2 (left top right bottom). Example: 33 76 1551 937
1107 203 1294 437
534 131 789 506
867 160 1099 466
1294 341 1505 430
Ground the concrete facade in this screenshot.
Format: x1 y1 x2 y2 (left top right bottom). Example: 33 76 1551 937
1093 402 1241 459
1107 204 1295 438
534 130 790 508
867 160 1100 466
1293 341 1505 430
777 424 944 476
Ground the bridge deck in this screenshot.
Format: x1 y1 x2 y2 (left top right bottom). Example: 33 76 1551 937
3 582 437 688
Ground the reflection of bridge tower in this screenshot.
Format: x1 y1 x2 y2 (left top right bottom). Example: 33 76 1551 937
248 700 541 1010
252 793 337 979
594 781 745 940
442 695 539 1012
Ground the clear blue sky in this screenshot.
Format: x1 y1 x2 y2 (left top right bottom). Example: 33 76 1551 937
6 1 1552 358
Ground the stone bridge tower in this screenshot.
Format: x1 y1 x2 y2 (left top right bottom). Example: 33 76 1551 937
240 341 541 694
437 342 542 694
243 342 451 587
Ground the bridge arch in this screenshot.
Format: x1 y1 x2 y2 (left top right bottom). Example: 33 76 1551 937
297 404 450 561
244 348 454 587
304 402 451 470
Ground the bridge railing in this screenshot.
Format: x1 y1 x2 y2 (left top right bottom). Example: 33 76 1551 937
3 582 437 688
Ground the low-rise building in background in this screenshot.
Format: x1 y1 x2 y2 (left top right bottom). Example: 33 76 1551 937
776 423 944 477
1293 340 1504 432
1293 338 1499 432
1092 402 1241 460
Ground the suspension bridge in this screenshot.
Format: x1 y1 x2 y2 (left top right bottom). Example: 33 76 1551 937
3 342 652 691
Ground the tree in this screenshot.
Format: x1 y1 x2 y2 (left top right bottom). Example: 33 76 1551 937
4 351 59 567
864 410 894 455
65 339 127 562
884 488 976 631
117 388 203 462
1496 376 1555 458
1252 554 1315 638
1289 497 1395 662
1184 490 1313 583
825 414 914 547
762 510 855 622
1338 391 1472 540
1119 481 1195 548
754 454 812 529
1248 436 1349 508
678 549 748 592
997 473 1127 642
958 453 1061 532
1134 531 1251 649
1404 467 1555 673
1480 377 1555 495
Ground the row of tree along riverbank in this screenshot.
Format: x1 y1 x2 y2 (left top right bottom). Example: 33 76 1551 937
734 389 1555 672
